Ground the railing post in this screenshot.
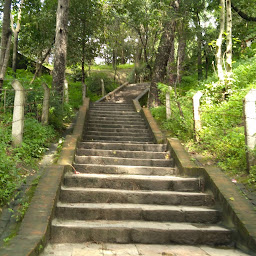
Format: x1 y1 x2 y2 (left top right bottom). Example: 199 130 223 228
193 91 203 142
101 79 105 97
63 79 69 103
12 80 25 147
244 89 256 173
41 83 50 125
166 86 172 119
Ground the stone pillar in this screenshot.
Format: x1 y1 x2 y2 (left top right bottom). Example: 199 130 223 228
193 91 203 142
166 87 172 119
64 79 69 103
101 79 105 97
12 80 25 147
244 89 256 173
41 83 50 125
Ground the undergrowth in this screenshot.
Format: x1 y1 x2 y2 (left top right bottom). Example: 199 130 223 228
0 68 82 208
151 56 256 189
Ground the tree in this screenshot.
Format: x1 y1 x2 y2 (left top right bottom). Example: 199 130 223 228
0 0 12 89
67 0 103 92
52 0 70 98
110 0 162 75
216 0 225 82
231 2 256 22
226 0 232 81
11 0 24 74
148 0 176 107
19 0 57 81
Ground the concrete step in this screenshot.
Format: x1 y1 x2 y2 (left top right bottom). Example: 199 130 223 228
76 149 169 159
86 123 148 129
63 173 201 192
92 103 134 107
56 202 220 223
59 187 214 206
74 155 173 167
87 120 147 126
73 164 177 176
92 103 134 106
84 127 150 134
77 142 167 152
83 140 154 144
51 219 231 245
84 131 152 138
83 135 153 143
89 110 139 115
88 117 145 122
90 108 135 112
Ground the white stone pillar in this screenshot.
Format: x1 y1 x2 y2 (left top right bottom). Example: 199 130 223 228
244 89 256 173
166 87 172 119
64 79 69 103
193 91 203 141
41 83 50 125
101 79 105 97
12 80 25 147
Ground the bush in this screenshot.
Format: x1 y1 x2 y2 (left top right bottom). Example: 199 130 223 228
68 80 83 109
128 63 151 83
151 56 256 180
0 117 56 206
85 72 119 97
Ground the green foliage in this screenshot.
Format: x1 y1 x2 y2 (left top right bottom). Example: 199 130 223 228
128 64 151 83
152 56 256 180
0 117 56 207
85 73 119 99
13 118 56 164
68 80 83 109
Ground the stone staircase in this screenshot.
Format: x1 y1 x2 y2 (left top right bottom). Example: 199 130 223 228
50 102 232 246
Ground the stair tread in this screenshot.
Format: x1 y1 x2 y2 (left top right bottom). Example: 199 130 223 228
75 155 171 161
76 149 169 158
52 219 229 231
65 173 197 181
57 202 217 212
83 140 154 144
61 187 208 195
73 163 174 169
78 142 166 151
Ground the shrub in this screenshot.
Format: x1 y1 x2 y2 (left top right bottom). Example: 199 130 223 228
85 72 119 96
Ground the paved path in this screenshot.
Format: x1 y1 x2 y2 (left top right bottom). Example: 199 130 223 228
41 242 250 256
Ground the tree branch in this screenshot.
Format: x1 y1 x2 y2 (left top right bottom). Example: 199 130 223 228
231 2 256 22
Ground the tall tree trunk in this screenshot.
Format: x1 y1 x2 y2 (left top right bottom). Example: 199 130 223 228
11 0 24 74
81 45 86 85
204 49 209 79
12 31 19 74
194 12 203 80
52 0 70 99
148 20 176 108
112 48 117 70
216 0 225 82
176 19 187 84
0 0 12 89
226 0 232 81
